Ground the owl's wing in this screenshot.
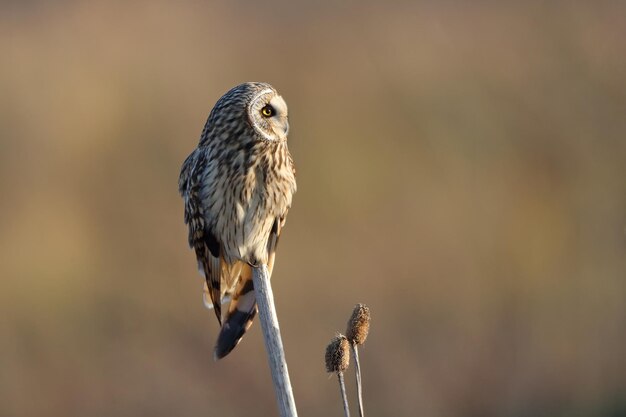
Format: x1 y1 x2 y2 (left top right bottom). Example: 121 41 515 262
214 212 289 359
179 150 223 324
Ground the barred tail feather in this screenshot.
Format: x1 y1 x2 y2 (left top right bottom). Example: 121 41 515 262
213 214 284 359
214 265 258 360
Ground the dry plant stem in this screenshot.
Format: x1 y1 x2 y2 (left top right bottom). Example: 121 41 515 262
338 372 351 417
351 344 364 417
252 264 298 417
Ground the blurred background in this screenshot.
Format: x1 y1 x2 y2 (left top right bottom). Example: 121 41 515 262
1 1 625 416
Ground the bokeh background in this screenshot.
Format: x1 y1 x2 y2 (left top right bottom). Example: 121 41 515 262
1 1 625 416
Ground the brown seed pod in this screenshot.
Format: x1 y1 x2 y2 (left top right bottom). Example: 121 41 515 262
325 334 350 373
346 303 370 345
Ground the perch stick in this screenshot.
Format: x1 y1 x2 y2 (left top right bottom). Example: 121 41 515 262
252 264 298 417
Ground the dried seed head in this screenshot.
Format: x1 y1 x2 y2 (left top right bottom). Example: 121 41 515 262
325 334 350 373
346 303 370 345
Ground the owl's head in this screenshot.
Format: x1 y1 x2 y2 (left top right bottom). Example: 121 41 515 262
246 84 289 142
203 82 289 145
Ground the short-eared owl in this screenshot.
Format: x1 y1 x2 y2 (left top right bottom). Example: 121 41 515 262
179 82 296 359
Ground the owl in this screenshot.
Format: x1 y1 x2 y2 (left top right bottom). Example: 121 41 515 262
179 82 297 359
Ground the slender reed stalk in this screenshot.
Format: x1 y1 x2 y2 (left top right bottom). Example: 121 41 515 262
252 264 298 417
338 372 350 417
346 304 370 417
350 344 364 417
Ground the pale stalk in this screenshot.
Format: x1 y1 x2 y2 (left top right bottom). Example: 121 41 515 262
252 264 298 417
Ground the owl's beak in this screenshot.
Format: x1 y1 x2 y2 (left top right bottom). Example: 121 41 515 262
274 119 289 141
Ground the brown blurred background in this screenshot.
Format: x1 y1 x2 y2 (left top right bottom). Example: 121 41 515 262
1 1 625 416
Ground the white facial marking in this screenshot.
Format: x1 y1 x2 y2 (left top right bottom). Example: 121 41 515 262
269 95 287 115
248 88 289 142
249 88 276 141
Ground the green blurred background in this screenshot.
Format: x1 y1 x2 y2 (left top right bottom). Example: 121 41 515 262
1 1 625 416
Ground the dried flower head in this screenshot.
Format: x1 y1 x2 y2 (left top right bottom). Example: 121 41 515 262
346 303 370 345
325 334 350 373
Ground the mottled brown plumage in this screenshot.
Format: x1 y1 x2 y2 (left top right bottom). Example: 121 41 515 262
179 82 296 359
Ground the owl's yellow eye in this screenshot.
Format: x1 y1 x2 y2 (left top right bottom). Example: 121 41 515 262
261 105 275 118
